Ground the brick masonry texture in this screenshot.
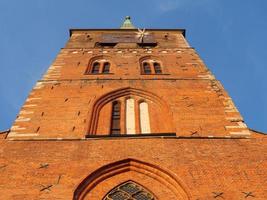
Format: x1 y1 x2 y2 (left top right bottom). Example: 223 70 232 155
0 138 267 199
0 28 266 199
8 30 248 139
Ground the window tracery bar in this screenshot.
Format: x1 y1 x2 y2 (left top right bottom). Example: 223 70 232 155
103 181 154 200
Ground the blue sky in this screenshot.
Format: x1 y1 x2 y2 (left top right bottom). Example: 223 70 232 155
0 0 266 133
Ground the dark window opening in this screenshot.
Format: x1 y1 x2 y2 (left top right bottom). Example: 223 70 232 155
153 62 162 74
137 43 157 48
103 181 154 200
95 42 117 48
143 62 151 74
103 62 110 74
110 101 121 135
92 62 100 74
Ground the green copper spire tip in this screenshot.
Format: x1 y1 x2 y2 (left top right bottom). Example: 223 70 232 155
120 16 135 29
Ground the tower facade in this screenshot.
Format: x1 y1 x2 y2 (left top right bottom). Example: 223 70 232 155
0 17 266 200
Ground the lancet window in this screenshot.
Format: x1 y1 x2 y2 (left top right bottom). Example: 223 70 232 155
110 101 121 135
109 98 151 135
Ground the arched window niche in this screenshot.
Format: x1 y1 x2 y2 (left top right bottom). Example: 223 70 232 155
73 158 192 200
87 88 174 136
85 55 112 74
140 56 163 75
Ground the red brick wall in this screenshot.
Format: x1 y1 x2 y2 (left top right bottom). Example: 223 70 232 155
2 29 266 200
0 138 266 199
8 30 248 139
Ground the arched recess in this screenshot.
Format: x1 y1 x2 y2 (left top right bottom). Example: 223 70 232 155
139 55 164 74
73 158 191 200
85 55 114 74
139 55 161 64
103 180 155 200
86 87 174 135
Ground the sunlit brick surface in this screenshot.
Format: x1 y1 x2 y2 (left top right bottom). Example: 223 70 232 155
1 28 266 199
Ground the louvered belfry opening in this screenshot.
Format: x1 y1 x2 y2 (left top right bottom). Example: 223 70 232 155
103 62 110 73
110 101 121 135
103 181 154 200
92 62 100 74
153 62 162 74
143 62 152 74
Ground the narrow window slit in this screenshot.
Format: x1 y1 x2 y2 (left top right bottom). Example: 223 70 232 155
110 101 121 135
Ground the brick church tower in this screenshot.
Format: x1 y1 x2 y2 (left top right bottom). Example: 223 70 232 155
0 17 266 199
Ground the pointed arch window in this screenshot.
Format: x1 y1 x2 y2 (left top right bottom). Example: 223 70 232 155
110 101 121 135
109 98 152 135
103 181 154 200
87 88 175 136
